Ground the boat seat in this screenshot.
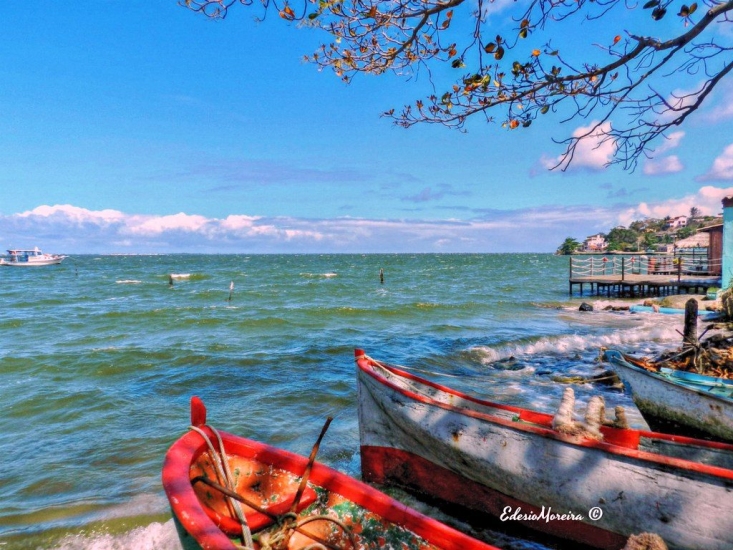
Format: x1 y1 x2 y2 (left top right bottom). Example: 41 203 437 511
206 486 319 536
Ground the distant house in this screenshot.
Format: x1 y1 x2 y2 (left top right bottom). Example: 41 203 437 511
583 233 607 252
668 216 688 229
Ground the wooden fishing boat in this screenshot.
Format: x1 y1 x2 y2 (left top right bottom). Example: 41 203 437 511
355 349 733 550
603 349 733 442
162 396 499 550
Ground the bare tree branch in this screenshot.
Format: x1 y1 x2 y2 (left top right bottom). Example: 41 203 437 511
181 0 733 170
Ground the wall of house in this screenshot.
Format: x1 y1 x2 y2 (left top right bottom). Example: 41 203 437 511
707 227 723 276
723 197 733 289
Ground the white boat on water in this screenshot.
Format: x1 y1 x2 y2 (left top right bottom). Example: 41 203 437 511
0 247 66 267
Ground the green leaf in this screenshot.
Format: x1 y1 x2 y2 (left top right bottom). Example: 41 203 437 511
494 46 505 60
519 28 528 39
652 7 667 19
540 105 550 114
484 43 496 54
643 0 659 8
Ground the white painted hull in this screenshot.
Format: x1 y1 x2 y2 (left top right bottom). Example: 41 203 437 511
605 350 733 442
0 256 65 266
356 351 733 550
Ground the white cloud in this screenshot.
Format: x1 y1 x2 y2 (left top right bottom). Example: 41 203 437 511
643 155 684 176
698 143 733 181
617 185 733 225
480 0 522 18
0 202 621 254
651 131 685 155
541 121 615 171
8 189 733 254
700 81 733 123
18 204 126 224
125 212 211 235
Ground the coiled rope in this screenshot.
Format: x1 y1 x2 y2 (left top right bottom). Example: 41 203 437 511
189 424 254 549
190 419 357 550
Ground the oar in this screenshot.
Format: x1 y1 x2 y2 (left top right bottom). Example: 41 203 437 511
290 416 333 514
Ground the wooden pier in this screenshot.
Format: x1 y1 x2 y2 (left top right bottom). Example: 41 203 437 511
570 273 718 298
569 254 721 298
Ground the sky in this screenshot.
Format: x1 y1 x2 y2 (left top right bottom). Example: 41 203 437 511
2 1 733 254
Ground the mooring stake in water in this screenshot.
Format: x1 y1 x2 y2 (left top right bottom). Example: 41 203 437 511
227 281 234 302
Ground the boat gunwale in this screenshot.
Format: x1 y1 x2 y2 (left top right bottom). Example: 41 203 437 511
162 423 498 550
355 349 733 481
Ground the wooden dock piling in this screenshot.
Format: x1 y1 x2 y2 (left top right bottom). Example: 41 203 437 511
568 254 721 298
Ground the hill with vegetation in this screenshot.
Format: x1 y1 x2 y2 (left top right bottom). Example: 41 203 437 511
556 208 722 255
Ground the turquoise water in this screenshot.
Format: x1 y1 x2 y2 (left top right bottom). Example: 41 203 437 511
0 254 685 550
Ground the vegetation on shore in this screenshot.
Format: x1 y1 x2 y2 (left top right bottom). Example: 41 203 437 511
556 207 721 255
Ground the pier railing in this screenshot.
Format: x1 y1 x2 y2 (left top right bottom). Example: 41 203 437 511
570 254 722 280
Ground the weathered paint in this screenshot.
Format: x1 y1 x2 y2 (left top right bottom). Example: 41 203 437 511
605 350 733 442
356 349 733 550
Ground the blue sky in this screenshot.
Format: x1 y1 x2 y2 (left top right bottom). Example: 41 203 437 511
2 1 733 253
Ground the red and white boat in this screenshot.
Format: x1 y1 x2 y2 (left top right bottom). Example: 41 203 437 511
162 396 499 550
355 349 733 550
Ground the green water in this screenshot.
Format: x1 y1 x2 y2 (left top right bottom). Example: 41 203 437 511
0 254 682 549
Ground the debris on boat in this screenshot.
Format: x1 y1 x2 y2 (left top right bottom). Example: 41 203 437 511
622 532 668 550
621 329 733 379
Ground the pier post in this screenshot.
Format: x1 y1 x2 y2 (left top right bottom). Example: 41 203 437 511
621 257 625 281
683 298 698 347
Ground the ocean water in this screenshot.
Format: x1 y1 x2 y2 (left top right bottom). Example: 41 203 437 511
0 254 689 550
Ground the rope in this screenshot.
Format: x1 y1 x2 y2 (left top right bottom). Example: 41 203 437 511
189 425 254 549
189 422 356 550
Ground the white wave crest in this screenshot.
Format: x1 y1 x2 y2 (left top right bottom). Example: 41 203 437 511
51 519 181 550
473 317 682 363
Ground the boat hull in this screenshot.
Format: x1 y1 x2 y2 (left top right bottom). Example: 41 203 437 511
605 350 733 442
163 397 497 550
0 257 65 266
356 352 733 550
